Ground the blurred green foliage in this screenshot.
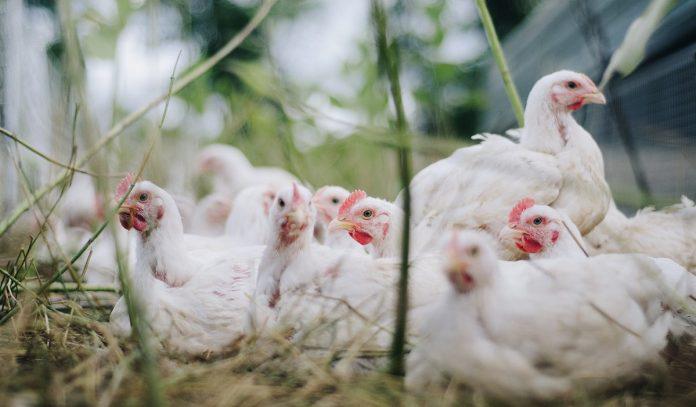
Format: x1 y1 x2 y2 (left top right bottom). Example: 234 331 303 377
30 0 538 199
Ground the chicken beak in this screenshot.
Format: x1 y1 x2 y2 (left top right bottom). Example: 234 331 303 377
328 218 355 233
118 204 136 230
445 260 473 294
118 203 136 214
582 91 606 105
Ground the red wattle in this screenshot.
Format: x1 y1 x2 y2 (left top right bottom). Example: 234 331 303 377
133 214 148 232
519 235 543 253
350 230 373 245
568 100 583 111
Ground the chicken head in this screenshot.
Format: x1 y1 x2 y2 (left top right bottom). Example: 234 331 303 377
444 230 497 294
498 198 563 254
544 70 606 111
270 182 316 246
328 190 395 248
116 175 166 234
312 185 350 225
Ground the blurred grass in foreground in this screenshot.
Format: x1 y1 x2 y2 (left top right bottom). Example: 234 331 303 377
0 1 693 405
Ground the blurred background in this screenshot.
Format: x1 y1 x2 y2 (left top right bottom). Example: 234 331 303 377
0 0 694 221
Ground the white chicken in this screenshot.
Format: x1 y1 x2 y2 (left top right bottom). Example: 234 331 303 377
312 186 364 252
584 197 696 271
328 189 437 258
248 183 447 349
499 200 696 322
328 190 405 258
188 193 232 237
248 183 346 333
109 175 262 355
224 185 276 246
196 144 298 197
400 70 610 259
498 197 586 260
406 230 682 400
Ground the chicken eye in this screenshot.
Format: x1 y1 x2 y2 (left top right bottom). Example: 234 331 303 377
567 81 577 89
533 217 543 225
362 209 373 219
278 198 285 208
138 192 149 202
331 197 340 204
469 246 479 257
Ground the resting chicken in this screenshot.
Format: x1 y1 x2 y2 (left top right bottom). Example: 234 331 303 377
584 197 696 271
109 175 262 355
407 230 686 400
400 70 611 259
196 144 297 197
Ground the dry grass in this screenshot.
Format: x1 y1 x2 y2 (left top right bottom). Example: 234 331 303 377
0 294 694 406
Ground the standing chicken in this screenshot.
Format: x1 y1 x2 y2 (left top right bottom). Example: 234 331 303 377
248 183 358 336
407 230 682 400
109 175 262 355
248 184 446 349
584 197 696 271
196 144 298 197
400 70 610 259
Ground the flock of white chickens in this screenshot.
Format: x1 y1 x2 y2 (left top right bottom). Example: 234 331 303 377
46 70 696 401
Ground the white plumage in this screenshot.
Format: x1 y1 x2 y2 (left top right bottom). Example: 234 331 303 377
109 177 261 355
188 193 232 237
248 184 447 349
584 197 696 271
498 197 587 260
498 200 696 331
91 67 694 399
499 200 695 296
312 185 364 252
400 71 610 259
196 144 297 197
328 190 405 258
407 230 684 400
224 185 276 246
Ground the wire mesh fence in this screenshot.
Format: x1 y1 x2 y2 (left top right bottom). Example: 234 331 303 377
482 0 695 207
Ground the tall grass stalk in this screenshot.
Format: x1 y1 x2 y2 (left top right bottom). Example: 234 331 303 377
0 127 102 177
0 0 278 238
107 48 184 407
371 0 413 377
474 0 525 127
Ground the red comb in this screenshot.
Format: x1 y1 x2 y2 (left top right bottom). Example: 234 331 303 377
115 172 135 202
508 197 535 224
291 182 302 205
339 190 366 217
